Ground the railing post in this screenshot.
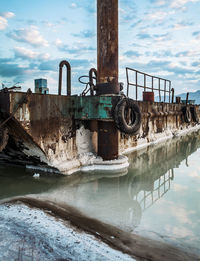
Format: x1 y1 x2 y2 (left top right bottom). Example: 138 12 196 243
136 71 138 100
159 78 161 102
169 81 171 103
126 67 129 96
164 80 166 102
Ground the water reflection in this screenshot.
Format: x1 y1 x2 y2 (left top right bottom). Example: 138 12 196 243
37 131 200 235
1 131 200 254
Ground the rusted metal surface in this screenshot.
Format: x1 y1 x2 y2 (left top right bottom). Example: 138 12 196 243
126 67 171 103
58 60 71 96
97 0 118 86
89 68 97 96
96 82 120 96
171 88 174 103
176 97 181 104
186 92 189 105
0 90 199 172
97 0 119 160
143 92 154 102
98 121 118 160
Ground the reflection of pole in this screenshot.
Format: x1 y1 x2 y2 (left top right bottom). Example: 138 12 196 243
186 157 189 167
97 0 119 160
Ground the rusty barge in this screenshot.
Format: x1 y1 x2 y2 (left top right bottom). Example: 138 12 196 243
0 0 199 174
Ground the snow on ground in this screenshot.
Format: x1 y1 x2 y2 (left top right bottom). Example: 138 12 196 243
0 203 136 261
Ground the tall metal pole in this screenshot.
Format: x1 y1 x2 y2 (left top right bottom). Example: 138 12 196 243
97 0 119 160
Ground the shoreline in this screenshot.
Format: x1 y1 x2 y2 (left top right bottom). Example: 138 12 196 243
1 197 199 261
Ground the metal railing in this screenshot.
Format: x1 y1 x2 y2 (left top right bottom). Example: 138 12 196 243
126 67 172 103
134 169 173 211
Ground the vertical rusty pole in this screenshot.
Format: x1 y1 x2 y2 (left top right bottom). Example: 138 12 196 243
97 0 119 160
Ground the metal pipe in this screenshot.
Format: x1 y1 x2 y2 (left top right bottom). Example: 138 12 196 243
58 60 71 96
186 92 189 105
171 88 174 103
97 0 118 85
89 68 97 96
97 0 119 160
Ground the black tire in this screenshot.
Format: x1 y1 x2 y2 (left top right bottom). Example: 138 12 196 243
114 98 141 135
190 106 199 123
182 106 192 123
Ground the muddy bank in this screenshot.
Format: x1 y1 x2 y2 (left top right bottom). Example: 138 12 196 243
2 197 199 261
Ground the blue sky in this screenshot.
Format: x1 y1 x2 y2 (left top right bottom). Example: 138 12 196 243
0 0 200 96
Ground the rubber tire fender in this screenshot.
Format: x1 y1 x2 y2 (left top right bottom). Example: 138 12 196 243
190 106 199 123
182 106 192 123
114 98 141 135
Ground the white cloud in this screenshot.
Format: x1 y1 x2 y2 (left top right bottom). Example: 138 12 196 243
171 0 200 8
1 12 15 18
55 38 63 46
14 46 50 60
71 3 77 8
0 16 7 30
173 183 188 192
8 26 49 47
14 46 38 59
146 11 168 21
0 12 15 30
173 23 190 30
165 225 194 238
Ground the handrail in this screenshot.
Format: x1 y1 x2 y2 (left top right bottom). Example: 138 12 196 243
58 60 71 96
126 67 172 103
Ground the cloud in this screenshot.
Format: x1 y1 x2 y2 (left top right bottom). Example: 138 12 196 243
0 12 15 30
0 12 15 19
0 58 28 77
153 33 170 42
136 32 152 39
57 43 95 55
146 11 168 21
72 30 95 38
165 225 194 238
38 58 92 72
172 21 193 30
171 0 200 8
192 61 200 66
150 0 168 6
173 184 188 192
124 50 140 57
69 0 95 14
192 31 200 36
14 46 50 61
119 1 137 23
7 26 48 47
14 47 38 59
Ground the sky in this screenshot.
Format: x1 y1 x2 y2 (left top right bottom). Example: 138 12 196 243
0 0 200 97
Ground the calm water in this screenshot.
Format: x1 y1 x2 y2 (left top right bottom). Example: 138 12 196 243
0 130 200 255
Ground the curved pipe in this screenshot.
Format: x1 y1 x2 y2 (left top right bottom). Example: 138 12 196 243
89 68 97 96
58 60 71 96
